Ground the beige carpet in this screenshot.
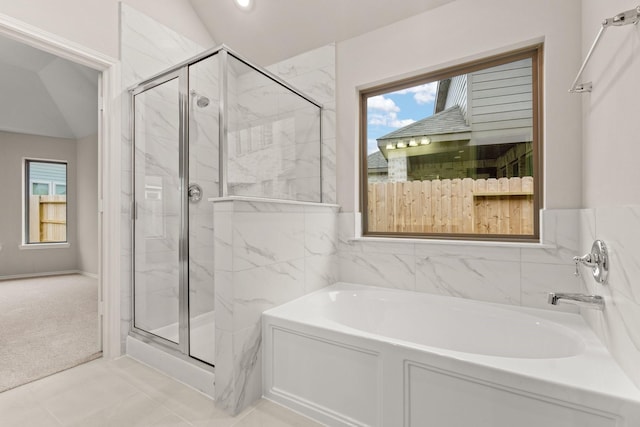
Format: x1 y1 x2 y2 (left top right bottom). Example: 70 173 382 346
0 274 101 392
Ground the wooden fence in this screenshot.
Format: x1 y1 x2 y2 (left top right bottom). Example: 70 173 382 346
367 177 533 235
29 195 67 242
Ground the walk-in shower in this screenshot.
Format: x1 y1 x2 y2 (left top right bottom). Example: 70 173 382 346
129 46 322 368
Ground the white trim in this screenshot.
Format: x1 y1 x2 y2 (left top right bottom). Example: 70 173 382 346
0 13 122 359
79 271 99 279
19 242 71 250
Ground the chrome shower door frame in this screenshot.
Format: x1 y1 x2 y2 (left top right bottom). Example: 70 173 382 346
130 66 195 360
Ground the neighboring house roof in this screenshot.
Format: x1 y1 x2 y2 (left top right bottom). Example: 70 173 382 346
367 150 388 172
376 105 470 142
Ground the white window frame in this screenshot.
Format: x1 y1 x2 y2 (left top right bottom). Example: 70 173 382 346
23 158 69 245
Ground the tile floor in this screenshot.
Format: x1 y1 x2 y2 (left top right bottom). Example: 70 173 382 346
0 357 324 426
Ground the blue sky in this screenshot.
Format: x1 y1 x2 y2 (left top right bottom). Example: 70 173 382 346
366 82 437 154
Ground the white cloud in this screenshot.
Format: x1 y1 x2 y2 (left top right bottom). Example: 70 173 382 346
367 95 400 112
367 94 416 129
369 111 415 128
393 82 437 105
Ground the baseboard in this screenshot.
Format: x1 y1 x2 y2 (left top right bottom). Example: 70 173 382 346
79 271 98 279
0 270 87 281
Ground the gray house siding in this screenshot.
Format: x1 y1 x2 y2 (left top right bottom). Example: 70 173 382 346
444 74 468 120
470 58 532 137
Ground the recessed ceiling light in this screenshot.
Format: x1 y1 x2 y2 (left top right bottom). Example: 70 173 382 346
235 0 253 11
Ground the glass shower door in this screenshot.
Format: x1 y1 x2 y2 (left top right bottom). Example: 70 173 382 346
187 55 219 365
133 74 183 346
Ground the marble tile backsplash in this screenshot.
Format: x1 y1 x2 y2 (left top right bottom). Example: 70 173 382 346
578 205 640 389
338 209 583 310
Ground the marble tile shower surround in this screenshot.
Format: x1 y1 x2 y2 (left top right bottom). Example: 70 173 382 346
337 209 583 312
121 3 207 351
578 205 640 389
212 198 338 415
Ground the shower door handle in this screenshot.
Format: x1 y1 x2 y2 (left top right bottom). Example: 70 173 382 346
188 183 203 202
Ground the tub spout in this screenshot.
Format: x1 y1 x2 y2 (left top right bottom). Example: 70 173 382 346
547 292 604 310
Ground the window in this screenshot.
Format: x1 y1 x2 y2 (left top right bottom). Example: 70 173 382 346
360 46 542 241
25 160 68 243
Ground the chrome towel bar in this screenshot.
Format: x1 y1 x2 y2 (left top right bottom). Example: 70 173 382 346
569 6 640 93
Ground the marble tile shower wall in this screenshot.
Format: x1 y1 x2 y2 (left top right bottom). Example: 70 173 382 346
120 4 206 350
338 209 583 312
212 199 338 415
578 206 640 389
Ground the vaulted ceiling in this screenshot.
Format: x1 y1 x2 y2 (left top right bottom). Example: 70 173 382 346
189 0 456 66
0 36 98 140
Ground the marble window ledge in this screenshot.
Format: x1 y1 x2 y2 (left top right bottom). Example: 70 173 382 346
349 236 556 249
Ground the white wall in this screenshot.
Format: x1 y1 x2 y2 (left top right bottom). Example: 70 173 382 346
581 0 640 207
336 0 583 212
76 133 98 275
0 131 78 276
577 0 640 389
0 0 213 59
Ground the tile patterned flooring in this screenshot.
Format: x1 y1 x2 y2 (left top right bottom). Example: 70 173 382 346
0 357 323 426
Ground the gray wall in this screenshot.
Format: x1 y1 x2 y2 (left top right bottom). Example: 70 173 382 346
0 131 78 276
76 133 99 275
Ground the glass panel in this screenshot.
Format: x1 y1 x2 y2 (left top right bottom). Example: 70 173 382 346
133 77 181 343
226 55 322 202
365 56 535 237
32 182 50 195
188 55 219 365
54 184 67 195
26 161 67 243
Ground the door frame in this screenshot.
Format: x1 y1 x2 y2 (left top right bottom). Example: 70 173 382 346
0 13 122 358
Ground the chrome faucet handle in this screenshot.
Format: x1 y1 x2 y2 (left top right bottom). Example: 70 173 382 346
573 254 592 277
573 253 595 266
573 240 609 284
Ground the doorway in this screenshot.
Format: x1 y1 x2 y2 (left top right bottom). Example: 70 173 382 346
0 15 121 373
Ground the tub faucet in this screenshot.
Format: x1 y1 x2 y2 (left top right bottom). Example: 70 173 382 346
547 292 604 310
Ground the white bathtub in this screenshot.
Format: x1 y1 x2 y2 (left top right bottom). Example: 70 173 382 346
262 283 640 427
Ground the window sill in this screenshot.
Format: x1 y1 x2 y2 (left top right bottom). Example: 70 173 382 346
19 242 70 250
350 236 554 249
